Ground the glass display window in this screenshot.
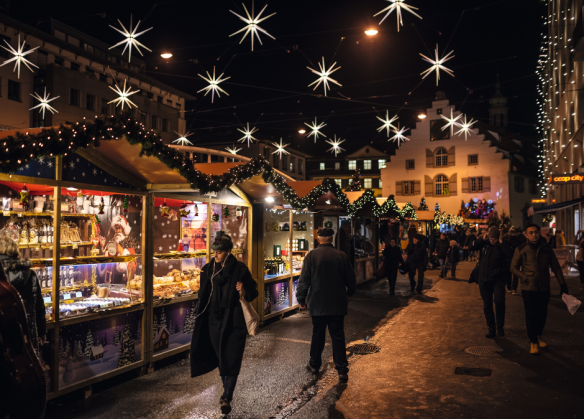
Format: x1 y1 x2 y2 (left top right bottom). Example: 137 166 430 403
221 205 249 265
353 215 376 258
179 202 208 254
291 210 313 274
263 280 289 315
151 257 205 299
263 208 291 281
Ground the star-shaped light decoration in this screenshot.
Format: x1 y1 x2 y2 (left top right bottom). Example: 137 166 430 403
173 131 194 146
197 67 230 103
440 108 463 136
229 2 276 51
454 115 477 141
420 44 455 86
237 122 259 147
374 0 422 30
307 57 341 96
30 88 59 119
109 16 152 62
376 111 399 137
226 145 242 155
326 135 346 157
0 34 39 79
271 138 290 159
389 123 410 147
108 79 139 110
304 118 327 143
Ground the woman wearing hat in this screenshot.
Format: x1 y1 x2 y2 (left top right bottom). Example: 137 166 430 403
189 231 258 415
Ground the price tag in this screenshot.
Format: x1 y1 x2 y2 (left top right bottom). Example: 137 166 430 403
75 292 82 298
2 211 9 217
64 299 74 304
63 293 71 300
17 212 23 218
43 297 51 304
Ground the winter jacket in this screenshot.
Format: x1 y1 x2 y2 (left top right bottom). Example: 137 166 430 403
469 238 513 282
405 241 428 267
465 233 477 247
555 233 566 247
0 255 46 352
447 245 461 264
434 239 449 259
297 243 357 316
510 238 566 292
190 254 258 377
502 234 526 270
383 245 403 270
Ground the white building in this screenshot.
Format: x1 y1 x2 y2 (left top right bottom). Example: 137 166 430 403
381 91 540 227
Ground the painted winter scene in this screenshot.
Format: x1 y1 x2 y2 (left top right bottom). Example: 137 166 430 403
58 310 143 388
153 299 198 355
265 281 290 313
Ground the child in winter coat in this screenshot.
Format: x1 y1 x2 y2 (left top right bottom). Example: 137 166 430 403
447 240 461 279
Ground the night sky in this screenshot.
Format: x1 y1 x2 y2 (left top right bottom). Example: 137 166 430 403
4 0 544 156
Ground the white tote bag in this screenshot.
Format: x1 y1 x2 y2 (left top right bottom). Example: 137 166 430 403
562 294 582 315
240 293 260 336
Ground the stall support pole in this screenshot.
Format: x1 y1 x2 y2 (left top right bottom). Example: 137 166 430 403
288 210 293 309
142 193 154 373
51 156 62 392
254 204 265 321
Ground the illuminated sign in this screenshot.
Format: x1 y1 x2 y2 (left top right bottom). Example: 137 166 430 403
550 174 584 184
531 199 546 203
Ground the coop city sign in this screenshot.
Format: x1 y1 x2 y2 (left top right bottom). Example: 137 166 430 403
550 174 584 184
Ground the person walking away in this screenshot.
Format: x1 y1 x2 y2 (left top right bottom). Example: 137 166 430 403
511 224 569 355
297 228 357 383
503 228 526 294
434 233 449 278
447 240 460 279
405 234 428 295
577 241 584 291
0 233 46 355
469 227 512 338
383 238 403 295
555 229 566 248
461 228 468 260
190 232 259 415
465 228 478 261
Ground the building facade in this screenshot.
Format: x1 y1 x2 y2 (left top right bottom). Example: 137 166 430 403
381 93 540 227
306 145 388 197
0 15 193 143
539 1 584 243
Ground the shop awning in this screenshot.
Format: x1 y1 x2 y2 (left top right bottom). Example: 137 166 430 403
533 197 584 213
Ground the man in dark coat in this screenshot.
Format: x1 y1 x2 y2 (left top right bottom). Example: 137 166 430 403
447 240 461 279
405 234 428 295
465 229 478 261
469 227 513 338
433 233 449 278
382 238 404 295
297 228 357 383
503 227 526 294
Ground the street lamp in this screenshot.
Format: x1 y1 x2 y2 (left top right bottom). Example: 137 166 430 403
418 113 427 119
161 53 173 59
298 129 306 134
365 29 378 36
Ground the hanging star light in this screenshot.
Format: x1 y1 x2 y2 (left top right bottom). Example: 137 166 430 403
108 79 139 110
376 111 399 137
109 16 152 62
237 122 259 147
307 57 341 96
197 67 230 103
229 2 276 51
454 115 477 141
271 138 290 159
0 34 39 79
420 44 455 86
29 87 59 119
389 123 410 147
173 130 194 146
440 108 463 136
326 135 346 157
304 118 327 143
226 145 242 155
374 0 422 30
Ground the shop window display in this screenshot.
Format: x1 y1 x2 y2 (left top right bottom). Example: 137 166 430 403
263 208 291 280
264 281 289 314
291 211 313 274
353 216 376 258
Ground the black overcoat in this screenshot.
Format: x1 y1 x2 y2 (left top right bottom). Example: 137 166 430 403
296 244 357 316
190 254 258 378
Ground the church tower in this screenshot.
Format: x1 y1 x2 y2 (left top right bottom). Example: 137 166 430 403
489 74 508 130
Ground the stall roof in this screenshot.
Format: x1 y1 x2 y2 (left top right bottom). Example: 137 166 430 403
286 180 322 198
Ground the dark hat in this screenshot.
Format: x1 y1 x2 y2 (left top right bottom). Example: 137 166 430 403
488 226 500 239
317 227 334 237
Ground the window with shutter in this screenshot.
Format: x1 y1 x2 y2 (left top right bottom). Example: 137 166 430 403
426 149 433 168
447 146 455 166
449 173 457 196
395 181 403 196
435 175 449 196
483 176 491 192
435 148 448 167
425 175 433 196
414 180 421 195
462 178 469 193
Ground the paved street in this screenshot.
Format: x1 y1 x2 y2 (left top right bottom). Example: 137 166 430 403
44 262 584 419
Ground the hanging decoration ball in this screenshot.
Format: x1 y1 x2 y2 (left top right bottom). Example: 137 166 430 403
236 207 243 220
20 184 29 210
160 201 170 217
212 212 220 222
123 195 129 213
179 203 191 217
223 205 231 218
98 197 105 215
194 203 199 217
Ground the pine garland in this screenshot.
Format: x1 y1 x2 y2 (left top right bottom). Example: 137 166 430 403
0 113 417 219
